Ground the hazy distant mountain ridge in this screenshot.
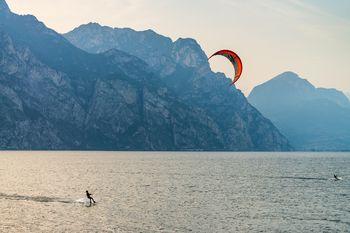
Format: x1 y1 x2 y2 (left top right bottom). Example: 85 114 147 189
317 88 350 108
248 72 350 151
65 23 292 151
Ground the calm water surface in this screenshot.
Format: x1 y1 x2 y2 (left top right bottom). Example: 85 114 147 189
0 152 349 232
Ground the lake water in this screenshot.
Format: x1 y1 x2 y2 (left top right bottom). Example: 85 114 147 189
0 152 349 232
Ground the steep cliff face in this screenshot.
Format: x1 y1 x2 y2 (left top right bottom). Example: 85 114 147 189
248 72 350 151
0 2 226 150
65 23 292 151
0 0 291 151
0 31 80 149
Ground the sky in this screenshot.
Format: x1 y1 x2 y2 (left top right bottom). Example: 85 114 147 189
6 0 350 95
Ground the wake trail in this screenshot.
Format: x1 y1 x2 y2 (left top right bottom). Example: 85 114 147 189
0 192 74 204
264 176 328 181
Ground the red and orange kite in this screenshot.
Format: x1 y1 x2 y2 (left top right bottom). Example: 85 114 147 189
209 50 243 86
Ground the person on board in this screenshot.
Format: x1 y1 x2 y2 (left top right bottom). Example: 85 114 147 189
86 190 96 206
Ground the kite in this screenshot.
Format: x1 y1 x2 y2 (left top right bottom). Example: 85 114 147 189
209 50 243 85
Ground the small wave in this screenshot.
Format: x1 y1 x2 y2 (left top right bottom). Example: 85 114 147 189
0 193 73 204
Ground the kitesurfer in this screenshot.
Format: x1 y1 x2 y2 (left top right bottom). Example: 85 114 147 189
86 190 96 206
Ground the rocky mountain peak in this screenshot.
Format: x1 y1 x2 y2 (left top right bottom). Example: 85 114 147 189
271 71 313 86
275 71 298 78
172 38 209 68
254 71 315 96
85 22 101 27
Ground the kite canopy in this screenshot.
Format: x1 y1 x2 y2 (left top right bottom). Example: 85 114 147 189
209 50 243 85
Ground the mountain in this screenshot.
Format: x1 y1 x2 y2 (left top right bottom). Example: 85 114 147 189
248 72 350 151
0 0 291 151
346 92 350 101
0 1 220 150
64 23 292 151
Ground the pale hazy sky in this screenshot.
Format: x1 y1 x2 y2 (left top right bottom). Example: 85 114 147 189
6 0 350 95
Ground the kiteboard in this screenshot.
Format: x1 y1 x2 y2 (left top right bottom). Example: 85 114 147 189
76 197 97 207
